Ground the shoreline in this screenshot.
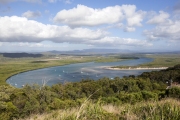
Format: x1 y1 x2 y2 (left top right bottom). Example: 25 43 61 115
104 67 168 70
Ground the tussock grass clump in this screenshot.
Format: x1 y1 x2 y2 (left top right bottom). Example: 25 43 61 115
132 99 180 120
21 98 180 120
21 101 118 120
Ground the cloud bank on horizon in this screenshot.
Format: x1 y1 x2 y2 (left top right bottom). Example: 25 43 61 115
0 0 180 52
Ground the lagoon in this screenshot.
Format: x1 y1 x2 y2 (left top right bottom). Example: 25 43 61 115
7 58 156 88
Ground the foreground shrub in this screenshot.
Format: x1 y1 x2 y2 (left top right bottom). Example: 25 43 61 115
167 87 180 98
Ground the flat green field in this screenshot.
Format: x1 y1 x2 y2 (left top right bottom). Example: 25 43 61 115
140 54 180 67
113 53 180 69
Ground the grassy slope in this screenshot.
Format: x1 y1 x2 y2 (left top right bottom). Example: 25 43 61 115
21 98 180 120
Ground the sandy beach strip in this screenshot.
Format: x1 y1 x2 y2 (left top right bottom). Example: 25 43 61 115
104 67 168 70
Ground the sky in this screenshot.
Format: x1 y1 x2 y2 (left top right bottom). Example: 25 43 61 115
0 0 180 52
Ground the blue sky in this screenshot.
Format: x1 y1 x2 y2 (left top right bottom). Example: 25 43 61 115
0 0 180 52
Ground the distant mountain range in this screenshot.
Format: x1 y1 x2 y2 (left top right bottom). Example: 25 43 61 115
48 49 180 55
48 49 132 54
1 49 180 58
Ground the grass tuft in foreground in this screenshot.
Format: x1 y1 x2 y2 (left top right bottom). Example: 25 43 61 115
20 98 180 120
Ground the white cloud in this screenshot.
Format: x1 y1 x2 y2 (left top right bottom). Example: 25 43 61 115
0 42 53 52
126 10 145 27
0 16 107 43
0 16 150 47
87 37 152 47
53 4 145 29
144 9 180 42
121 5 146 27
11 42 52 48
144 20 180 41
54 4 123 27
147 11 170 25
22 11 41 19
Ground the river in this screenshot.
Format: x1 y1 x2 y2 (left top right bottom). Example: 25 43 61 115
6 58 156 88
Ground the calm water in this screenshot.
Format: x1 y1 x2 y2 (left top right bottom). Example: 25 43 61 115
7 58 155 88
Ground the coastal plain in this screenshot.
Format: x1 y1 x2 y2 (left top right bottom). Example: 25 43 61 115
0 53 180 86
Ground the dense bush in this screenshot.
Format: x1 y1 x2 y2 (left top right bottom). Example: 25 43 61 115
139 64 180 83
166 87 180 98
0 77 166 119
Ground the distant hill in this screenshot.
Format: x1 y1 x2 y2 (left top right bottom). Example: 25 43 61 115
49 49 179 55
48 48 132 55
1 53 43 58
